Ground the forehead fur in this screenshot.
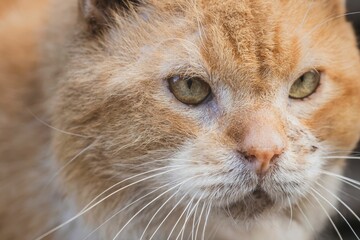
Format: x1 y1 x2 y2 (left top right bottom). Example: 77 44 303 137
199 0 343 75
106 0 347 78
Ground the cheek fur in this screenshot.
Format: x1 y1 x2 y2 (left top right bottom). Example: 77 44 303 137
169 142 259 205
166 117 325 208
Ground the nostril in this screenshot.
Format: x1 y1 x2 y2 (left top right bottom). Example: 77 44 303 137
240 151 280 162
240 148 283 175
270 154 280 163
238 150 255 161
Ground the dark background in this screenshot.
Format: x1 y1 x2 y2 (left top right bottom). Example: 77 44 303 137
321 2 360 239
348 1 360 31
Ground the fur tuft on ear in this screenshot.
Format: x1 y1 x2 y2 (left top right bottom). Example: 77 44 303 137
79 0 142 33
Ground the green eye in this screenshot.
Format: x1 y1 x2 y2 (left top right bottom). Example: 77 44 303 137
168 76 211 105
289 70 321 99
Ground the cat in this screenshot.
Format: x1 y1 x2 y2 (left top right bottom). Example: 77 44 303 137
1 0 360 239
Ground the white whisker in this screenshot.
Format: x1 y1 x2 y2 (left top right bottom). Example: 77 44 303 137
201 200 212 240
113 177 195 239
322 156 360 160
81 166 185 213
166 194 196 240
28 109 91 138
311 187 359 240
299 0 314 31
175 196 197 240
46 140 97 186
302 11 360 42
190 193 205 240
287 196 293 230
321 170 360 187
297 202 315 232
148 191 190 240
139 187 184 240
82 181 175 240
316 181 360 223
36 166 184 240
308 191 343 240
194 202 206 240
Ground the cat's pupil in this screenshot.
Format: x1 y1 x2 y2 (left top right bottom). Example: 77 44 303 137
187 79 193 89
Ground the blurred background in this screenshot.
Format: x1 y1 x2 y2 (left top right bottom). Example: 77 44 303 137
348 1 360 31
323 1 360 239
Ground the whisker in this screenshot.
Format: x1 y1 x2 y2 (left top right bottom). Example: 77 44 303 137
175 196 197 240
287 196 293 230
166 194 196 240
201 199 212 240
190 193 205 240
225 197 237 226
298 0 314 31
183 200 203 240
308 191 343 240
208 223 219 240
180 189 210 240
299 11 360 46
322 156 360 160
337 179 360 191
123 158 207 169
82 181 175 240
81 165 185 212
36 166 184 240
320 172 360 199
148 191 190 240
321 170 360 187
194 202 206 240
112 177 195 239
316 181 360 223
297 202 315 232
179 204 194 240
81 166 185 215
27 109 91 138
294 10 360 60
45 140 97 186
325 151 360 155
139 186 186 240
311 187 359 240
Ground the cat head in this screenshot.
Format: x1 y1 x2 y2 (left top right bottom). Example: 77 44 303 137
50 0 360 230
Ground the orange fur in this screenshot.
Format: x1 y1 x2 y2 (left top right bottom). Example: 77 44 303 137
1 0 360 239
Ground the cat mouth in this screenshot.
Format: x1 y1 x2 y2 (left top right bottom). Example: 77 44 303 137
222 188 276 220
251 188 270 201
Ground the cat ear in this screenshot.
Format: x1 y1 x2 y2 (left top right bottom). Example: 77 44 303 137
79 0 142 33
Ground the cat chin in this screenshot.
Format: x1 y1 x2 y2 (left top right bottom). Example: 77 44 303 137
214 186 297 222
225 191 277 219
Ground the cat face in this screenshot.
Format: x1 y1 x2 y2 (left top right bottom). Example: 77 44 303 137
51 0 360 232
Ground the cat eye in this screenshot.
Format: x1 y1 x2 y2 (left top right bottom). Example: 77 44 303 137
289 70 321 99
168 76 211 105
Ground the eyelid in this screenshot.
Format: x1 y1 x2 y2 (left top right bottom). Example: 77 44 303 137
161 64 211 81
292 68 320 83
288 68 322 92
167 75 212 106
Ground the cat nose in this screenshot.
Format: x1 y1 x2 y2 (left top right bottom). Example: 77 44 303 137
245 147 284 175
242 128 285 175
238 110 286 175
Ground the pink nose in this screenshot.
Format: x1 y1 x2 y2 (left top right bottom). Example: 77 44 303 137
245 147 284 175
239 111 286 175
